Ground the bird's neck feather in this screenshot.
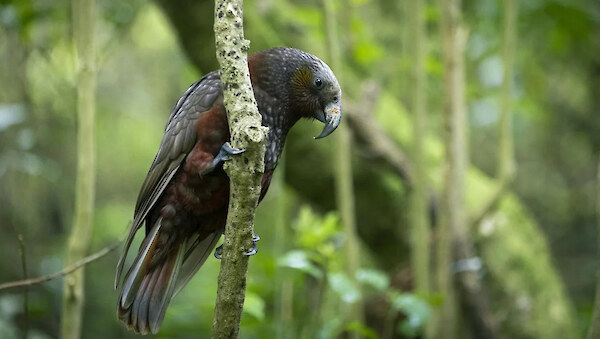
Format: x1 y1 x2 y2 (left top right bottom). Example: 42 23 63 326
252 86 296 171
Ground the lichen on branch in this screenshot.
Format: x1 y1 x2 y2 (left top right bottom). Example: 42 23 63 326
211 0 268 337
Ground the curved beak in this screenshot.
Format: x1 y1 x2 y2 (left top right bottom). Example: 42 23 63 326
314 101 342 139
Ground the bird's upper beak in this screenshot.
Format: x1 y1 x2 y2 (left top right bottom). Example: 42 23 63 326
314 101 342 139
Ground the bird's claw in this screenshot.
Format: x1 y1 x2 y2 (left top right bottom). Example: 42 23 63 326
214 233 260 258
214 244 223 259
244 233 260 256
201 143 246 176
219 143 245 162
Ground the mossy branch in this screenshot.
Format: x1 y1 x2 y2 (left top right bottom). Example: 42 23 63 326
211 0 268 337
60 0 96 337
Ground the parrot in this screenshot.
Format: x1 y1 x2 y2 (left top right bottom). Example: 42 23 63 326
114 47 342 334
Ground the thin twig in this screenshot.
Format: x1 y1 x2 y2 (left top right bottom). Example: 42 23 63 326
0 240 121 291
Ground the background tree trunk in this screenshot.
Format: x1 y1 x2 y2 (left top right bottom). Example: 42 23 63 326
272 153 292 338
587 157 600 339
211 0 268 337
322 0 363 332
498 0 517 182
408 0 430 301
434 0 463 337
156 0 218 74
60 0 96 337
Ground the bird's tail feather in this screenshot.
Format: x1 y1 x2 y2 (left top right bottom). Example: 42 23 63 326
117 219 183 334
116 219 221 334
175 231 221 294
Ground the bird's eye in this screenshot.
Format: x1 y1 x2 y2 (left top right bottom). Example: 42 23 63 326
314 78 323 88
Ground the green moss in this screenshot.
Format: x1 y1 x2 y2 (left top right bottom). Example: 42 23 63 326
477 195 579 338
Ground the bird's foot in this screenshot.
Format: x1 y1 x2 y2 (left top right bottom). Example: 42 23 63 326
200 143 245 176
214 244 223 259
217 143 245 161
244 234 260 256
213 234 260 259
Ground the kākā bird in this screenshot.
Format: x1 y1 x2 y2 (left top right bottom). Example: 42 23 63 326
114 47 342 334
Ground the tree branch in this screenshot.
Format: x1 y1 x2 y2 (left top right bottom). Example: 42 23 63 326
587 156 600 339
497 0 517 181
434 1 464 335
345 83 414 185
211 0 268 337
408 0 431 304
469 0 517 229
61 0 96 337
0 240 120 291
468 177 511 227
321 0 363 331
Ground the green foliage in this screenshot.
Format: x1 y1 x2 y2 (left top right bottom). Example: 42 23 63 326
355 268 390 291
329 272 361 303
344 321 379 339
279 205 432 337
390 293 431 337
293 206 341 264
278 250 323 279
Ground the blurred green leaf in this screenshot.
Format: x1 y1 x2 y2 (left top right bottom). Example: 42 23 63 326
278 250 323 279
329 272 361 303
294 206 342 264
242 291 265 321
0 319 18 339
345 321 378 339
350 0 371 6
425 54 444 76
391 293 431 337
352 41 383 67
355 268 390 291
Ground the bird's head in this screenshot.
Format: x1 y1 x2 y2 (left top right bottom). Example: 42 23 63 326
289 57 342 139
250 48 342 139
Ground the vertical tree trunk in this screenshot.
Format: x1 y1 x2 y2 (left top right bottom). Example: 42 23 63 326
587 157 600 339
467 0 517 229
60 0 96 337
498 0 517 181
211 0 269 337
273 152 291 338
322 0 362 333
408 0 430 299
436 6 499 337
434 0 463 337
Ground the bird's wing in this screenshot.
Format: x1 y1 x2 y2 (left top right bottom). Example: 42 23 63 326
115 72 221 288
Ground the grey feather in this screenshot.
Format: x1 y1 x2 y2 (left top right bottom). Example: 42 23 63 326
115 73 221 290
174 231 221 295
119 220 161 309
